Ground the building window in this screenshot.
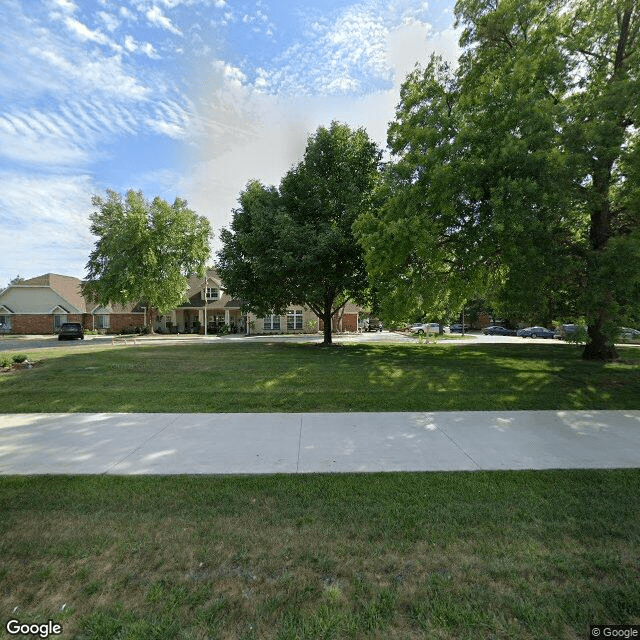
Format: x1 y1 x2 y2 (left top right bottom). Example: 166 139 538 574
206 288 220 300
53 314 68 328
287 310 303 330
0 315 12 330
96 315 110 329
263 314 280 330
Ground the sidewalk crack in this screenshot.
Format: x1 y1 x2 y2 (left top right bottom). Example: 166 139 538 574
103 414 182 475
436 425 483 470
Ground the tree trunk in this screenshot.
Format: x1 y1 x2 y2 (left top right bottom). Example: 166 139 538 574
582 314 617 361
579 10 634 361
581 157 616 361
322 310 333 345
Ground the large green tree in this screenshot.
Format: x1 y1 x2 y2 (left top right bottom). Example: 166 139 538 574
217 122 380 345
83 189 212 319
355 0 639 360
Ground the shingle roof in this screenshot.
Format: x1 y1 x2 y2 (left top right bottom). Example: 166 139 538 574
22 273 87 312
20 273 142 314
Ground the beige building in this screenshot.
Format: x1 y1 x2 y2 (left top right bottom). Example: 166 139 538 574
156 270 323 335
1 269 361 336
0 274 144 335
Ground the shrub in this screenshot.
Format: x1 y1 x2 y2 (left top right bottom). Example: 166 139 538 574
1 355 12 368
12 354 28 364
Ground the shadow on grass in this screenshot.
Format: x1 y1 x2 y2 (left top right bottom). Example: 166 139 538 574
0 342 639 412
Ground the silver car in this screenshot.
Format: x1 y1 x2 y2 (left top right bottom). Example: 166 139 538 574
410 323 441 335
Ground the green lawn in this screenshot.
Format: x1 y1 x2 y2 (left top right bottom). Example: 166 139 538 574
1 341 639 412
2 342 639 639
1 471 639 639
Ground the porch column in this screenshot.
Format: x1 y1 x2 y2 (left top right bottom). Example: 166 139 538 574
224 309 230 325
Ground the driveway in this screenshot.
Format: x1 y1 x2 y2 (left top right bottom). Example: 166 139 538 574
0 330 416 352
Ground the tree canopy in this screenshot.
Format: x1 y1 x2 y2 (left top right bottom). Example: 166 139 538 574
217 121 380 344
83 189 212 317
354 0 639 360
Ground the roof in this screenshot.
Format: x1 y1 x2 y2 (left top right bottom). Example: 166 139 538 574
22 273 87 312
15 273 142 314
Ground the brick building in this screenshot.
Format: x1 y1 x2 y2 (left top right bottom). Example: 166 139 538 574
0 274 145 335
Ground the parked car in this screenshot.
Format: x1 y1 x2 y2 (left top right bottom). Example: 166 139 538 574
517 326 555 339
449 323 470 333
483 325 516 336
410 323 440 335
363 317 383 332
57 322 85 340
554 324 582 340
619 327 640 341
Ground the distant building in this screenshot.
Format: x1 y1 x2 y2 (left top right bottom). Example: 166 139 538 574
0 269 361 336
0 273 144 334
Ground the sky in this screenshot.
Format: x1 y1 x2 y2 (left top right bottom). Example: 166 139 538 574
0 0 460 287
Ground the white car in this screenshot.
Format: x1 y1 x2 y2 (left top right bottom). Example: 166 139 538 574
410 323 441 335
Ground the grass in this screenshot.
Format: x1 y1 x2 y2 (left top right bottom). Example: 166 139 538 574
1 471 639 639
2 341 638 638
0 341 639 412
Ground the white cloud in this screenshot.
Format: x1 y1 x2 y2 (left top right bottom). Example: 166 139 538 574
146 5 183 35
98 10 120 32
119 6 136 21
64 16 113 47
182 9 462 255
0 172 96 284
211 60 248 85
50 0 77 13
1 0 462 286
124 34 159 58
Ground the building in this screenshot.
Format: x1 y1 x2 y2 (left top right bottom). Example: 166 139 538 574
0 274 145 335
155 270 333 335
0 270 361 336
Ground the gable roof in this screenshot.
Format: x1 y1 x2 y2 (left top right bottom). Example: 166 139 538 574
11 274 142 314
21 273 87 312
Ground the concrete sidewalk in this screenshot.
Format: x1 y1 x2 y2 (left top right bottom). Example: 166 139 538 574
1 411 639 474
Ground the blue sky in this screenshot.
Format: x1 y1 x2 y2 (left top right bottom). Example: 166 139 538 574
0 0 459 286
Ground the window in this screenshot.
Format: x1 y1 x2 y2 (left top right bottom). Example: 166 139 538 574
0 315 12 330
263 314 280 330
206 288 220 300
287 310 303 330
53 314 68 328
96 315 110 329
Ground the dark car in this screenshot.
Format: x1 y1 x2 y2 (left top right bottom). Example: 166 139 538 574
58 322 85 340
483 325 516 336
619 327 640 342
449 323 470 333
554 324 580 340
517 326 555 339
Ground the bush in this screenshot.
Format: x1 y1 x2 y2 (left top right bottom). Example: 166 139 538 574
1 355 12 368
12 354 28 364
